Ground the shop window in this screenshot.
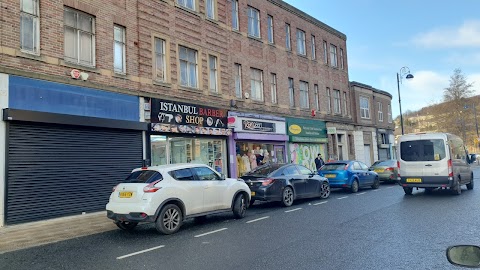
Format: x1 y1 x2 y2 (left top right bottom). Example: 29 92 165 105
236 142 278 176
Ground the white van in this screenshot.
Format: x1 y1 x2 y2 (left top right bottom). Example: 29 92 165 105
397 132 474 195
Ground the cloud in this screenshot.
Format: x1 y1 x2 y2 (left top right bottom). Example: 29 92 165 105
412 20 480 48
444 52 480 66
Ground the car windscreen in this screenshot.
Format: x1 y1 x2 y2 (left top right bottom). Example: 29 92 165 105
321 163 347 171
243 164 283 177
372 160 395 167
400 139 446 162
125 170 163 183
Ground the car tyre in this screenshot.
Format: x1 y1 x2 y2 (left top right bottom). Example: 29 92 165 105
281 187 294 207
467 177 474 190
155 204 183 235
233 193 247 219
451 180 462 195
350 180 359 193
403 187 413 195
371 177 380 189
319 181 330 199
115 221 138 231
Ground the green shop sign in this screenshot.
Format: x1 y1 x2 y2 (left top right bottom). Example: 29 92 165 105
286 118 327 143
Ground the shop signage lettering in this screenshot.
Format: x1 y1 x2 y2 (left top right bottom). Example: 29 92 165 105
242 120 275 133
286 118 327 139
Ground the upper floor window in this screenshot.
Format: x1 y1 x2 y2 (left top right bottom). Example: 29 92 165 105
285 24 291 51
64 8 95 66
330 44 338 67
267 15 274 44
206 0 215 20
323 40 328 64
288 78 295 107
314 84 319 111
177 0 195 11
300 81 309 109
20 0 40 54
311 35 316 60
296 29 306 55
378 102 384 122
154 38 166 82
231 0 239 30
360 96 370 119
381 133 388 144
234 63 242 98
333 89 341 114
326 87 331 113
250 68 264 101
179 46 198 88
388 104 393 123
247 7 260 38
343 91 348 115
113 25 126 74
340 48 345 70
270 73 277 104
209 55 218 93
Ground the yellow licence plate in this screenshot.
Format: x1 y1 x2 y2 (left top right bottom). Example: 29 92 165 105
325 174 336 178
406 178 422 183
374 169 384 173
251 191 256 196
119 191 133 198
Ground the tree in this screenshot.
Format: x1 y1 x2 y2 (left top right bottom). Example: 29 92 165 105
443 68 474 102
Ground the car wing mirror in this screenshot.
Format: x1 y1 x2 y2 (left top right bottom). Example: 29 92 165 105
446 245 480 268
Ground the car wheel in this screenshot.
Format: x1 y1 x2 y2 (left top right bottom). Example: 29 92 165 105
115 221 138 231
319 181 330 199
451 180 462 195
371 177 380 189
350 180 359 193
249 199 256 207
232 193 247 219
467 176 474 190
281 187 294 207
155 204 183 235
403 187 413 195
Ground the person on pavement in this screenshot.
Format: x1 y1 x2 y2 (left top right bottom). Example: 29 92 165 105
315 154 325 171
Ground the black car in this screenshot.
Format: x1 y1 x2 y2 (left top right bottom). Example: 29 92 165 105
240 163 330 207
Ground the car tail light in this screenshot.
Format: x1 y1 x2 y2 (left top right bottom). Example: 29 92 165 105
143 180 162 193
262 178 275 186
112 184 119 192
448 159 453 177
397 161 401 178
385 167 394 171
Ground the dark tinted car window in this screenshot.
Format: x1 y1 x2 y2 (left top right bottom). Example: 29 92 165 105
283 166 299 176
322 163 347 171
372 160 396 167
192 167 221 181
170 169 195 181
296 165 312 175
400 139 446 161
244 164 283 177
125 170 163 183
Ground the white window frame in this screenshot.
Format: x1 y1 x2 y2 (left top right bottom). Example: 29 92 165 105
388 104 392 123
250 68 264 101
289 78 295 107
300 81 309 109
20 0 40 54
296 29 306 56
285 24 291 51
334 89 341 114
234 63 242 98
179 46 198 88
270 73 277 104
330 44 338 68
326 87 331 113
231 0 239 30
64 8 96 67
267 15 274 44
206 0 215 20
343 91 348 115
311 35 316 60
378 102 384 122
247 7 260 38
113 25 126 74
154 38 166 82
340 48 345 70
209 55 218 93
360 96 371 119
177 0 195 11
323 40 328 64
314 84 319 111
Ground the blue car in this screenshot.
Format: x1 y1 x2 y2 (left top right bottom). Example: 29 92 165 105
318 160 380 193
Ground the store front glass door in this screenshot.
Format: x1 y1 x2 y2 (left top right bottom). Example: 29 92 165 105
274 146 285 163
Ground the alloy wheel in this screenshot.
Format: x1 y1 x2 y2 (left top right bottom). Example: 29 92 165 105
283 188 294 206
320 182 330 199
163 208 180 231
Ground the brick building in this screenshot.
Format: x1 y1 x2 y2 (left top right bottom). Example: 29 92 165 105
0 0 350 225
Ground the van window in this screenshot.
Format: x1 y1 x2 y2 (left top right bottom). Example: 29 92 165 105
400 139 446 162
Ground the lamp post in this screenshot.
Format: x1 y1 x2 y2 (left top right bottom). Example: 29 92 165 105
397 67 414 135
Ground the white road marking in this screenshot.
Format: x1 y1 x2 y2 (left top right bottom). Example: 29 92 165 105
285 208 302 213
337 196 349 200
313 201 328 205
356 192 367 196
246 216 270 223
116 245 165 260
194 228 228 238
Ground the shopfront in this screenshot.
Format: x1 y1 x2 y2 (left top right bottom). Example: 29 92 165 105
286 118 328 171
148 98 230 174
227 112 288 178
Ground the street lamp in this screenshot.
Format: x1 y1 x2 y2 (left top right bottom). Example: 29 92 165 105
397 67 414 135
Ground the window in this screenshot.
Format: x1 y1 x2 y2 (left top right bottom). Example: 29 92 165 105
296 29 306 55
343 91 348 115
400 139 446 162
330 44 338 67
378 102 384 122
360 96 370 119
154 38 166 82
125 170 163 184
311 35 316 60
334 89 341 114
231 0 239 30
171 168 195 181
267 15 274 44
326 87 331 113
296 165 312 175
247 7 260 38
20 0 39 54
314 84 319 111
300 81 309 109
288 78 295 107
234 63 242 98
179 46 198 88
388 104 392 123
113 25 126 74
64 8 95 66
177 0 195 11
381 133 388 144
250 68 263 101
285 24 291 51
340 48 345 69
209 55 218 93
192 167 221 181
323 40 328 64
270 73 277 104
283 166 299 176
206 0 215 19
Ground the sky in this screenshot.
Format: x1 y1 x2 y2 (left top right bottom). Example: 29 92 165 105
284 0 480 117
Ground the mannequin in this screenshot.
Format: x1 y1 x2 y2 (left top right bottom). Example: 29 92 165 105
237 154 246 176
242 153 251 172
256 149 264 165
249 149 257 170
263 149 270 164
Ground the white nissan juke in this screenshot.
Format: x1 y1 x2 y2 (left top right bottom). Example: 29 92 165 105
106 163 251 234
